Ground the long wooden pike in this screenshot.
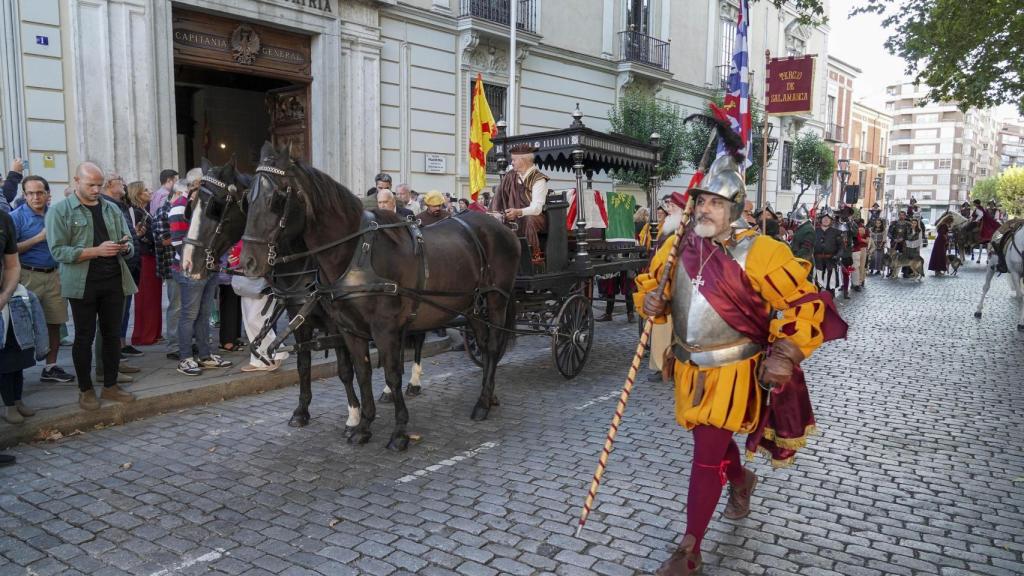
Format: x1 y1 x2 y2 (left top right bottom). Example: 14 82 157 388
575 129 716 537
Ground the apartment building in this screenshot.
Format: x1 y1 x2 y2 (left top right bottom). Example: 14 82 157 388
824 55 858 207
884 82 1000 223
998 120 1023 172
848 101 891 210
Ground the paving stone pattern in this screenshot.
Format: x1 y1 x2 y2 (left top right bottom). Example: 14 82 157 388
1 258 1023 575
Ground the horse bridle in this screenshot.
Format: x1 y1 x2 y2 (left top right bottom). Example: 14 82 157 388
183 174 241 271
243 164 293 266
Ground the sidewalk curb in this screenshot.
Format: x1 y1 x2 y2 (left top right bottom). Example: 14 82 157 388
0 337 452 449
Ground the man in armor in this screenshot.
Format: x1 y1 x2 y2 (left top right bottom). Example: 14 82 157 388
836 206 857 299
788 205 814 278
492 143 550 264
813 211 843 294
636 154 835 576
867 202 884 229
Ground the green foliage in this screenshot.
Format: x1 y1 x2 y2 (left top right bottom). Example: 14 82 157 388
997 167 1024 217
970 177 1000 205
607 89 688 187
791 132 835 196
759 0 828 26
678 93 765 187
852 0 1024 115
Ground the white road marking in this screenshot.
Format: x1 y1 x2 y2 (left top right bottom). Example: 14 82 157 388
148 548 225 576
575 390 621 411
396 441 499 483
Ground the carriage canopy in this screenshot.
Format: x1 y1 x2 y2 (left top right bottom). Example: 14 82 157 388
492 108 660 176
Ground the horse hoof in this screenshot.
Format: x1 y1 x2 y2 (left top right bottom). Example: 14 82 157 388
347 429 372 445
470 403 490 421
405 385 422 397
490 395 500 406
974 311 982 319
288 414 310 428
379 391 393 404
386 434 410 452
344 425 356 436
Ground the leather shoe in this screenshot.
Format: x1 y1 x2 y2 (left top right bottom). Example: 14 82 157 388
595 314 613 322
723 468 758 519
15 401 35 417
100 385 136 403
79 391 100 411
118 363 141 374
656 534 701 576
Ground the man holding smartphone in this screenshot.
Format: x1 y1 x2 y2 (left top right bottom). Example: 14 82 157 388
46 162 138 411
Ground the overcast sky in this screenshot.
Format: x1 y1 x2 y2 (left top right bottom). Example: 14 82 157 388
827 0 1019 121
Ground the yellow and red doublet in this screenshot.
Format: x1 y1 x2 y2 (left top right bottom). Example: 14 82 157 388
634 229 824 454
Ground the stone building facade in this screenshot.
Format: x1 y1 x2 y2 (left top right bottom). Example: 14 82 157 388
1 0 833 211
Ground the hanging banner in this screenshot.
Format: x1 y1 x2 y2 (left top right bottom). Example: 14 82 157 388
766 55 815 115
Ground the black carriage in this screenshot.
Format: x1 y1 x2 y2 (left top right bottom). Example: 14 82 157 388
461 109 660 378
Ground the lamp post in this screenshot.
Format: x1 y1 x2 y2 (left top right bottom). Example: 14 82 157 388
873 174 884 218
648 132 661 231
836 158 851 207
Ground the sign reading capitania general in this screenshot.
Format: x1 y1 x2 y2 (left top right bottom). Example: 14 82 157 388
277 0 333 13
766 55 815 115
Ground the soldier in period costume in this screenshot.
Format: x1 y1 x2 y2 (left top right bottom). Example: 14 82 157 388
415 190 451 226
836 206 857 299
887 211 912 277
867 202 884 228
787 206 814 278
868 216 888 275
492 143 550 264
813 211 843 294
636 153 843 575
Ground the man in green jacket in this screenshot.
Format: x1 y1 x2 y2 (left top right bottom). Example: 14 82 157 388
46 162 138 411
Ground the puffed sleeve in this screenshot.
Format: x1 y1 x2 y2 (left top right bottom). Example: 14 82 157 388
632 234 677 324
746 236 824 358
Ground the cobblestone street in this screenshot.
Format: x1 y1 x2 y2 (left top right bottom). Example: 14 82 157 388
1 256 1022 576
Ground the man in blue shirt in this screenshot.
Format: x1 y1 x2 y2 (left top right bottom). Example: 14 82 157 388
11 175 74 383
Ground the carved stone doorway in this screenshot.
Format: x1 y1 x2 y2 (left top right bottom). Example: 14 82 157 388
171 8 312 171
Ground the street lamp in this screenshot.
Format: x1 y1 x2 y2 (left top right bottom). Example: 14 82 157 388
836 158 851 206
873 174 884 216
648 131 661 230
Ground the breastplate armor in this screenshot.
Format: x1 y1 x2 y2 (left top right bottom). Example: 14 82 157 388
670 234 763 368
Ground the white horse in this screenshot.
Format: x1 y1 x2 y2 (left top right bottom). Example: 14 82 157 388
974 223 1024 331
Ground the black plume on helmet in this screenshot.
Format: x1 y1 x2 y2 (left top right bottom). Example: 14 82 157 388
682 113 745 163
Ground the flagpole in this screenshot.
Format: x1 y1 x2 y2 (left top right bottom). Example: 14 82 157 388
508 0 517 136
760 49 770 226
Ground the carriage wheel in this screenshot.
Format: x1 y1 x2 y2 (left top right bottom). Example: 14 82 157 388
551 294 594 379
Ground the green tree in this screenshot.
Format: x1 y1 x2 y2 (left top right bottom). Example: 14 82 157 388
852 0 1024 115
790 132 835 209
607 89 688 187
678 93 766 187
997 167 1024 217
970 177 1000 205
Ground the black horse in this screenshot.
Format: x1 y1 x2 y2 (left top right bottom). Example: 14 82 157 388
240 142 519 451
180 157 365 430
